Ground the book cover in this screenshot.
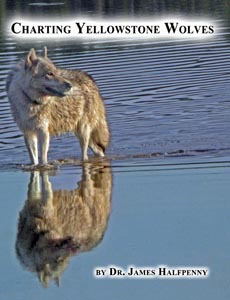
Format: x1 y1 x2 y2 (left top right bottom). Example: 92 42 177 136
0 1 229 299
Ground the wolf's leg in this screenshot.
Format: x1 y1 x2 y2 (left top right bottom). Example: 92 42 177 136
89 142 105 157
28 171 41 199
82 165 94 207
39 131 50 165
78 125 90 161
41 172 53 207
24 132 39 165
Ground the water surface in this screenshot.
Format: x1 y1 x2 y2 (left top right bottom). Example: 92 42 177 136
0 161 230 299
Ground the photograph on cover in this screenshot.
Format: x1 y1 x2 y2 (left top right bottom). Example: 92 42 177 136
0 1 229 300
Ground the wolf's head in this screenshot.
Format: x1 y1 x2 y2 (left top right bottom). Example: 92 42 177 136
23 47 72 101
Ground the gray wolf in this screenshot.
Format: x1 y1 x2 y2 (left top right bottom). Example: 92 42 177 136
6 47 110 165
16 164 112 287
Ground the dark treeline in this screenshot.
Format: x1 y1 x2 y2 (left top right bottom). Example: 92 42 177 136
0 0 229 19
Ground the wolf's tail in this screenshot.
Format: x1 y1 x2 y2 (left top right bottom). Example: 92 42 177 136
91 118 110 154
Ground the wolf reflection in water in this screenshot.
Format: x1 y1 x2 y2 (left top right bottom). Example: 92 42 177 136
15 164 112 287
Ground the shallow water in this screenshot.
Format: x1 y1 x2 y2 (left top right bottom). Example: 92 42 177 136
0 1 230 299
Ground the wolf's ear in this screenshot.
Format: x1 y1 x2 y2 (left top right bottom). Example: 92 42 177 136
41 46 48 58
25 48 38 69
